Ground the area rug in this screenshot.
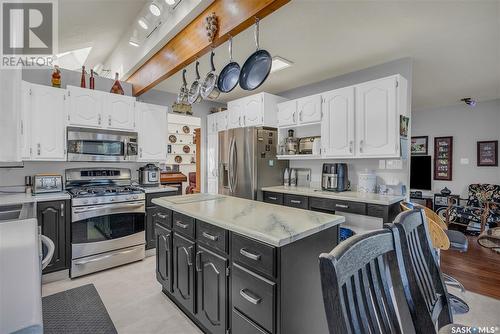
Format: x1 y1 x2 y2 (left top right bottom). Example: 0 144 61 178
42 284 117 334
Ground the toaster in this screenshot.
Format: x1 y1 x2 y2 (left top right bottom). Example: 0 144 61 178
298 136 320 154
33 174 63 194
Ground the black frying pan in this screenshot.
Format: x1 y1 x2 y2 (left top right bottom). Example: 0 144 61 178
217 37 240 93
239 19 272 91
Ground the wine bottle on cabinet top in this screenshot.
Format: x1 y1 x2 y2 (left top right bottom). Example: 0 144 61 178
110 72 124 95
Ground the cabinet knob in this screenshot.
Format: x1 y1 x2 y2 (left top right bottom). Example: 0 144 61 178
349 141 353 153
359 140 364 153
37 143 41 156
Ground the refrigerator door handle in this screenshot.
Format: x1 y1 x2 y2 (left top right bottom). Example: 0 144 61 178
228 137 235 193
232 138 238 192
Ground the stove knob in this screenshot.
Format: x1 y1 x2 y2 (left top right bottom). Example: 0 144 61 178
126 196 132 200
109 198 115 202
83 199 89 205
133 195 139 199
92 199 98 204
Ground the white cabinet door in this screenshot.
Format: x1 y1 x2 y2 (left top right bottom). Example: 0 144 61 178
104 94 136 131
321 87 355 158
227 101 243 129
67 86 103 128
242 94 263 127
30 84 66 161
297 95 322 124
137 102 167 162
19 81 31 160
207 113 217 135
355 76 398 157
207 178 218 195
216 111 228 132
277 100 297 127
206 132 218 194
0 70 22 162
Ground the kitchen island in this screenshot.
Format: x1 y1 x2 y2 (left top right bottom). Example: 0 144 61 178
152 193 344 334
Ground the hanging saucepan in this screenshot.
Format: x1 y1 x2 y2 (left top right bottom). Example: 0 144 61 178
217 36 240 93
239 18 272 91
177 69 188 104
188 61 202 104
201 50 220 100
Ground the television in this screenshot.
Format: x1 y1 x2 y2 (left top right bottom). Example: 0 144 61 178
410 155 432 190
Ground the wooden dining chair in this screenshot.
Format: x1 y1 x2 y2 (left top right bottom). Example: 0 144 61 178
319 229 429 334
390 209 455 330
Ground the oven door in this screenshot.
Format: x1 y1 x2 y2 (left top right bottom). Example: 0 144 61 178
71 201 145 259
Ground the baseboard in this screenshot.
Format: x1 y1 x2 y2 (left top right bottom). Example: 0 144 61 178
42 269 69 284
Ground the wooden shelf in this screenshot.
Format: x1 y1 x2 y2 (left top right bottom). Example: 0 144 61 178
276 154 322 160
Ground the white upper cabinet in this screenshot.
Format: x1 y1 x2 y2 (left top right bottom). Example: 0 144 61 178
137 102 167 162
19 81 31 160
297 95 322 124
355 76 399 158
207 113 217 135
216 111 228 132
227 93 286 129
206 132 218 194
29 83 66 161
227 100 243 129
104 94 136 131
277 100 297 127
0 70 22 162
66 86 103 128
321 87 355 158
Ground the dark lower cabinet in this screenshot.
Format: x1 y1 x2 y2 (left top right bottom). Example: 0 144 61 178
195 245 228 334
37 200 70 274
146 191 176 249
173 233 195 313
155 223 172 292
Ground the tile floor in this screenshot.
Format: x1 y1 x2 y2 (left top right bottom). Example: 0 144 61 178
42 256 500 333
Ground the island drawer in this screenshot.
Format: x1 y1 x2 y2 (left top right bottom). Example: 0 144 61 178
309 197 366 215
173 212 195 239
366 204 387 219
263 192 283 205
232 264 276 333
283 194 308 210
196 220 228 254
232 233 276 278
154 207 172 229
232 308 269 334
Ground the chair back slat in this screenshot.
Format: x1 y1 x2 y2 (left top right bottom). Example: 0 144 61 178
391 209 453 331
319 230 405 334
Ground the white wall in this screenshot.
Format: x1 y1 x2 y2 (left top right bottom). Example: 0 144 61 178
411 99 500 197
278 58 414 195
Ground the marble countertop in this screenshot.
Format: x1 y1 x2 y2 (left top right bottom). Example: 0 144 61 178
261 186 405 205
135 185 178 194
153 194 344 247
0 192 71 206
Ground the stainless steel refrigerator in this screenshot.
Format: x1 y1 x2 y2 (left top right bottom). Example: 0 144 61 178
218 127 288 200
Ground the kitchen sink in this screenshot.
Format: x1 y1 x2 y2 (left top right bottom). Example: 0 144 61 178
0 203 35 222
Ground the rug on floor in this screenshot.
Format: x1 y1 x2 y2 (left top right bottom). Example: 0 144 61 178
42 284 117 334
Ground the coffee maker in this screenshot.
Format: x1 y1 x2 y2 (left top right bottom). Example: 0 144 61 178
322 163 349 192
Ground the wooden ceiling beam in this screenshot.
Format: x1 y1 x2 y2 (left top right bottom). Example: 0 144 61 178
126 0 290 96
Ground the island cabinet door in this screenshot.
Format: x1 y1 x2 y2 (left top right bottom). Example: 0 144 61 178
195 245 228 334
173 233 195 313
155 223 172 292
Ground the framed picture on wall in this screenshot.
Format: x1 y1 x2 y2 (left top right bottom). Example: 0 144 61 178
411 136 428 155
434 136 453 181
477 140 498 166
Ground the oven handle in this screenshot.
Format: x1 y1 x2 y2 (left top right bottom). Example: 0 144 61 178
73 201 145 213
72 201 145 221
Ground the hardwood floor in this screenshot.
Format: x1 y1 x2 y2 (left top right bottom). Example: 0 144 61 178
441 235 500 299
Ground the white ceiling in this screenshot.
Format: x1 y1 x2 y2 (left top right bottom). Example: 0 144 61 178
154 0 500 110
58 0 148 68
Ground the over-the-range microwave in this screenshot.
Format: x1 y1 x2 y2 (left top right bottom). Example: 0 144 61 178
67 127 138 162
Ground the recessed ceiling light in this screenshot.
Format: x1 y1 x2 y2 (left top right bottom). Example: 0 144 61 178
138 18 149 30
271 56 292 73
149 2 162 16
165 0 176 5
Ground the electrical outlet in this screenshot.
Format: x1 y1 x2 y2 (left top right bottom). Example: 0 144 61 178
386 159 403 169
379 160 386 169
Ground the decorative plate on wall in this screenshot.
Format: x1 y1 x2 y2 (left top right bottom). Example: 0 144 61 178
175 155 183 163
182 125 190 134
169 135 177 143
183 145 191 153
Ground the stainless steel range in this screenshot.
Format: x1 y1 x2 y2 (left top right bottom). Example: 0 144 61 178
66 168 145 278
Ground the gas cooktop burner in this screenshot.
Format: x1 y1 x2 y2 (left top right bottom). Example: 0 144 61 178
68 186 143 198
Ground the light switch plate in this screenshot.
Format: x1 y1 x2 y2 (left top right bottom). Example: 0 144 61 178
386 159 403 169
379 160 386 169
460 158 469 165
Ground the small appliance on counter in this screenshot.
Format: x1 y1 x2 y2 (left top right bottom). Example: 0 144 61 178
285 129 298 155
138 164 160 187
33 174 63 194
298 136 321 155
322 163 350 192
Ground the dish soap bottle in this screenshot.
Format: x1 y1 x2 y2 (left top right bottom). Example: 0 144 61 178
283 167 290 187
51 65 61 88
110 72 124 95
